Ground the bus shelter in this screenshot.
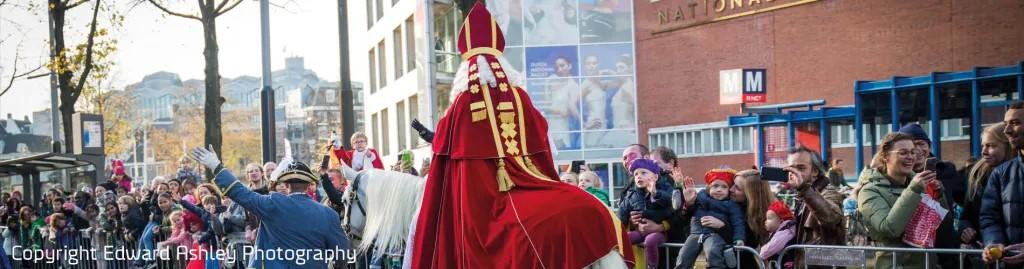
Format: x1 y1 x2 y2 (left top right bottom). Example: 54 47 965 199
728 101 855 171
854 61 1024 175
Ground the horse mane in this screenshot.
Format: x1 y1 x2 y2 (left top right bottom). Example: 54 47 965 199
354 169 426 256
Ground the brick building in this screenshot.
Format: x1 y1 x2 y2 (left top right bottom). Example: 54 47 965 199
634 0 1024 179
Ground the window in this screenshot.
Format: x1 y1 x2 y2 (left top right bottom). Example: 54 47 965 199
365 0 374 29
375 0 383 21
405 17 416 73
650 126 754 157
397 100 407 151
369 49 377 94
381 108 391 155
393 27 404 79
371 113 380 151
377 41 387 88
409 95 419 146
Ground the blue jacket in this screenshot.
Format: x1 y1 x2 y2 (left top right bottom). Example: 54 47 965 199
685 190 745 242
212 168 350 269
980 153 1024 246
617 185 673 224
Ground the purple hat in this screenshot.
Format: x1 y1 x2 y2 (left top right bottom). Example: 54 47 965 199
629 159 662 175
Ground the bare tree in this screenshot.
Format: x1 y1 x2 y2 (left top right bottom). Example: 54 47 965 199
139 0 243 173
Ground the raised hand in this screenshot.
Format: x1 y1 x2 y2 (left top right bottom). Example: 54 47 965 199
190 144 222 171
683 176 697 205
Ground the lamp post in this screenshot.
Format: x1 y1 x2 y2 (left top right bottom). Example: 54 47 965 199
259 0 276 162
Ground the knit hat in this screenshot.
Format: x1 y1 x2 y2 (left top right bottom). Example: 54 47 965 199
629 159 661 175
898 123 931 145
111 160 125 176
704 169 737 187
768 200 794 221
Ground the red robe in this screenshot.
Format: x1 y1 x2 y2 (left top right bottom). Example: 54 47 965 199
329 148 384 171
410 55 632 269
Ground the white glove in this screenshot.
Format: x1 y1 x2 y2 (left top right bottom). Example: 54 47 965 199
190 144 222 171
331 133 342 149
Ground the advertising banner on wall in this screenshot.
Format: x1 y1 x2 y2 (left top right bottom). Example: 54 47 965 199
485 0 637 161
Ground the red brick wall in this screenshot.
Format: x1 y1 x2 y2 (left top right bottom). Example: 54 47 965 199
639 0 1024 174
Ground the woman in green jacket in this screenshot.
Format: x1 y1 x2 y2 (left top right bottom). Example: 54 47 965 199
857 132 945 269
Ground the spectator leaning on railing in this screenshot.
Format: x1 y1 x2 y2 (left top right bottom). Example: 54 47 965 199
980 101 1024 268
858 132 944 269
783 145 845 268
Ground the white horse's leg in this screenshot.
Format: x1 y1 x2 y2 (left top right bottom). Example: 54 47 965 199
586 250 629 269
401 202 422 269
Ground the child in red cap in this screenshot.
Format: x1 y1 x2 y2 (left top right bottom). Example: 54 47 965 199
676 168 746 269
760 200 797 267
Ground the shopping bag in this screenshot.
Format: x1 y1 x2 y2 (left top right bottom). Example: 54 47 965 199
902 194 948 248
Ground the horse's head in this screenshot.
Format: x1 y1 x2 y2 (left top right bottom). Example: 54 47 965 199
340 170 368 244
340 169 426 257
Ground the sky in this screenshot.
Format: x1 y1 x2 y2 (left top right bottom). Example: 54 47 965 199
0 0 368 120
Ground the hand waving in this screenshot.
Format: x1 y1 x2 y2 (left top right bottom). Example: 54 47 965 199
190 145 222 171
683 176 697 206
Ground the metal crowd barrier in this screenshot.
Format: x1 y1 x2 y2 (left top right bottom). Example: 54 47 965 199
662 243 766 269
776 244 1009 269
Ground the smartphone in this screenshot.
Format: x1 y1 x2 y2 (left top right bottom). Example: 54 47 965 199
925 157 939 171
760 166 790 182
570 160 586 174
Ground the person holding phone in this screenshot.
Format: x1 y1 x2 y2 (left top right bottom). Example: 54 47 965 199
899 123 966 269
858 132 946 269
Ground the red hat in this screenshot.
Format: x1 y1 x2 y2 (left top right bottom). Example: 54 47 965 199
457 1 505 60
112 159 125 176
768 200 794 221
704 169 736 187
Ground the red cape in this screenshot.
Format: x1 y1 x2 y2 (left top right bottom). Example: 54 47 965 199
410 55 633 268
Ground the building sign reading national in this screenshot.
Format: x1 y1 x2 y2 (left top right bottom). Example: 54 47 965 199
652 0 820 34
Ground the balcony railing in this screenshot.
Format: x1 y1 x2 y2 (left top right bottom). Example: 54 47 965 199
436 50 460 74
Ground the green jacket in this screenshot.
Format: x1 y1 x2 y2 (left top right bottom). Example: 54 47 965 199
856 168 941 269
585 187 610 206
17 218 45 250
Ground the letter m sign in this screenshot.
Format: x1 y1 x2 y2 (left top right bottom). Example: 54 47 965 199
742 69 767 103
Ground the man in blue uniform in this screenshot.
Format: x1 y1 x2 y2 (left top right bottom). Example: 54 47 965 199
191 145 350 269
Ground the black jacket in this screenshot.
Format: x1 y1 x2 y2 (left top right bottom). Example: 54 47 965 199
980 153 1024 246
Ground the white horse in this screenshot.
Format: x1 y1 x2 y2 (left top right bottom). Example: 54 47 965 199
336 166 629 269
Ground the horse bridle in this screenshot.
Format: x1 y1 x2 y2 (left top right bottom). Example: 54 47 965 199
342 172 367 241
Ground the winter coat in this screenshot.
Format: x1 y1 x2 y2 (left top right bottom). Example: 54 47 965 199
585 187 610 206
122 206 147 241
857 167 941 269
793 174 846 247
980 152 1024 246
222 202 248 246
180 200 225 247
617 184 672 225
960 161 1002 246
17 218 44 250
683 190 745 242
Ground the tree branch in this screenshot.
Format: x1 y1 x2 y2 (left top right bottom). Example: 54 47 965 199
215 0 242 16
146 0 201 20
72 0 101 94
64 0 90 9
0 59 46 97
